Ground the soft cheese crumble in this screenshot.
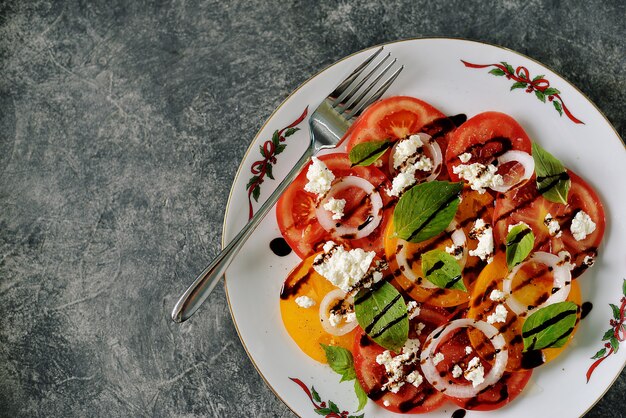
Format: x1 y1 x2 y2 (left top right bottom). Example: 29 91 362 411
393 134 424 169
323 197 346 220
294 295 315 308
570 210 596 241
487 304 508 324
464 357 485 387
543 213 562 237
489 289 506 302
376 338 422 393
452 162 503 194
469 219 494 264
313 242 376 292
304 157 335 196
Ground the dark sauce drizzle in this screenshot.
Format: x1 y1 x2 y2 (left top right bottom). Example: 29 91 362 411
581 301 593 319
270 237 292 257
452 409 467 418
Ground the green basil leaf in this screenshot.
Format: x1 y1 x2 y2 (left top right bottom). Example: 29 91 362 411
320 344 356 382
505 224 535 270
393 181 462 243
348 139 393 166
522 301 579 351
354 379 368 412
354 282 408 352
532 141 571 204
421 249 465 291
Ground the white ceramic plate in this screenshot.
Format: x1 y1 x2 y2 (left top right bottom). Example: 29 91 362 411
222 38 626 417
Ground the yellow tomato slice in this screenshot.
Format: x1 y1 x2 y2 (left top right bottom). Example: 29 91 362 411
467 253 581 371
279 253 357 363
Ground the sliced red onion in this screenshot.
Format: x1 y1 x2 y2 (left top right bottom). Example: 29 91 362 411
396 222 466 289
420 319 508 398
388 133 442 181
490 150 534 193
319 289 357 336
502 251 572 316
315 176 383 239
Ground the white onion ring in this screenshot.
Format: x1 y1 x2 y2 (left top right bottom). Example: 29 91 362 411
315 176 383 239
503 251 572 316
490 150 535 193
396 222 467 289
319 289 357 336
420 319 508 398
388 133 442 182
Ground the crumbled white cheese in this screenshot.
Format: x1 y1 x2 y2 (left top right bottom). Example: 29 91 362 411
469 219 494 263
313 242 376 292
570 210 596 241
416 322 426 335
487 304 508 324
374 159 383 167
465 346 473 355
543 213 562 237
383 400 390 407
583 255 595 267
323 197 346 220
329 310 356 326
387 165 418 197
407 301 421 320
489 289 506 302
464 357 485 387
445 244 464 260
304 157 335 196
453 162 504 194
375 338 421 393
508 221 530 233
393 134 424 169
432 352 445 366
452 364 463 378
459 152 472 163
405 370 423 388
294 295 315 308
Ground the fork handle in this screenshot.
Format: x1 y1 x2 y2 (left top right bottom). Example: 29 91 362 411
171 146 315 323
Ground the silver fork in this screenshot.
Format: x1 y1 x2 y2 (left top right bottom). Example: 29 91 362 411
171 46 403 323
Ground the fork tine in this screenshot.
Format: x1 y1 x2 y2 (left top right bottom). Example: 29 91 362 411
332 53 391 108
330 47 383 100
340 58 397 114
348 65 404 119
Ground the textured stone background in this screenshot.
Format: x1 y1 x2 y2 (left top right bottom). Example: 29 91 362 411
0 0 624 417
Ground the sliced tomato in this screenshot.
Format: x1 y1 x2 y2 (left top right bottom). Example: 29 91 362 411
429 323 532 411
467 253 582 372
277 153 392 259
445 112 532 183
279 253 358 363
492 169 605 278
353 306 449 413
345 96 462 177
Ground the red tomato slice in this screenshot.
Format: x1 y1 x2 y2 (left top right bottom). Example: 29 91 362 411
431 326 532 411
353 306 449 414
277 153 392 259
445 112 532 182
493 169 605 278
345 96 463 178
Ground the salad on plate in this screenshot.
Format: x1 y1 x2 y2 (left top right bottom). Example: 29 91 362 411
276 96 605 414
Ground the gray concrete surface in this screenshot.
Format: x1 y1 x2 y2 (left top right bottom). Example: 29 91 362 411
0 0 624 416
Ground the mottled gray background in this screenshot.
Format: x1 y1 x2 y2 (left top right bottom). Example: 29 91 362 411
0 0 624 417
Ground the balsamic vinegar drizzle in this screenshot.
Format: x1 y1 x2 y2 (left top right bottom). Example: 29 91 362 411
452 409 467 418
406 192 461 242
537 171 570 194
581 301 593 319
270 237 292 257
